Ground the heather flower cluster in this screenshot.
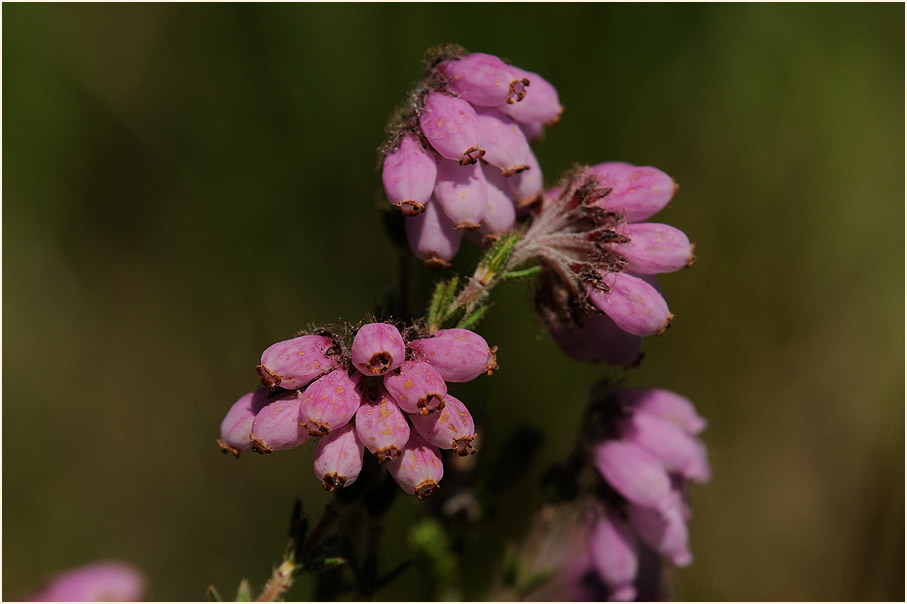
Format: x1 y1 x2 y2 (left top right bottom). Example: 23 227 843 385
516 163 694 367
381 48 562 267
218 323 496 499
581 389 709 601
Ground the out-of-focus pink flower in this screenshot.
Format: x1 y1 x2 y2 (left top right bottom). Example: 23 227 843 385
26 561 146 602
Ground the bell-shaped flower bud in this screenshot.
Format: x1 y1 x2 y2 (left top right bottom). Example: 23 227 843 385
517 119 545 143
418 91 484 165
593 440 676 512
589 163 677 223
410 394 476 456
25 561 146 602
586 271 673 337
409 328 497 383
257 334 338 390
351 323 406 376
313 422 365 491
248 390 309 454
383 360 447 415
479 163 518 236
609 223 695 274
382 134 437 216
437 52 529 106
218 388 272 457
622 389 707 435
508 150 544 207
626 500 692 567
623 410 711 483
386 432 444 499
587 511 639 602
433 159 489 229
300 368 363 436
546 312 642 368
498 66 563 125
355 388 411 462
405 197 463 266
473 106 532 177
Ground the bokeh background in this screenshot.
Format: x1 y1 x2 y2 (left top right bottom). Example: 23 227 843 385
4 3 903 601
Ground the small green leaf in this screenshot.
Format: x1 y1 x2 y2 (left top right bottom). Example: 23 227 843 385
427 279 447 328
439 303 467 330
456 304 490 329
205 585 223 602
500 265 543 281
235 579 252 602
301 557 348 574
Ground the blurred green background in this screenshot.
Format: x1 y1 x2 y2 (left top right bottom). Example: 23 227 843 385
3 3 903 601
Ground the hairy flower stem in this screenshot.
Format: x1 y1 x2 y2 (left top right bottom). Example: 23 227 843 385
255 559 297 603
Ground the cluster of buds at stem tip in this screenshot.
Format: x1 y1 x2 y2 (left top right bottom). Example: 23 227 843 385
380 46 562 267
582 388 709 601
502 162 694 367
218 322 496 499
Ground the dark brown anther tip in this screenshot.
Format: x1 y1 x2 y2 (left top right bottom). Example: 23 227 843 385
656 314 675 337
368 351 393 374
249 435 273 455
306 422 330 437
398 200 426 217
454 221 481 230
216 439 241 459
485 346 499 375
376 447 402 463
454 436 476 457
414 480 440 500
257 364 281 388
501 164 530 177
424 255 452 270
459 147 485 165
321 473 346 492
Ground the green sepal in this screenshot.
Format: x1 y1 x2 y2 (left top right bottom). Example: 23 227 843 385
205 585 223 602
439 303 467 330
234 579 252 602
456 304 490 329
500 265 542 281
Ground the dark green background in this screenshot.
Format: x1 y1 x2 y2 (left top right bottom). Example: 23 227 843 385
4 3 903 601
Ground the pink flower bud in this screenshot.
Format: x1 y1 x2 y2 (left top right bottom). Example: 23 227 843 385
609 223 695 274
218 388 272 457
479 163 517 235
313 422 365 491
586 271 673 337
498 66 563 125
418 91 484 165
433 159 489 229
546 313 642 367
382 134 438 216
383 360 447 415
249 390 309 453
626 501 692 567
257 334 338 389
517 119 545 143
405 197 463 265
26 561 146 602
508 150 544 207
623 389 707 435
351 323 406 376
300 368 363 436
473 106 532 177
409 328 496 383
437 52 529 106
623 410 711 483
355 388 411 462
593 440 676 512
587 512 639 602
386 432 444 499
590 163 676 224
409 393 476 456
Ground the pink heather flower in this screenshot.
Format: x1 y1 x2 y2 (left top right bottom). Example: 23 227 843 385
418 91 485 165
354 388 411 462
507 149 544 207
587 512 639 602
497 66 563 126
436 52 529 106
382 134 437 216
623 388 707 435
609 223 695 274
351 323 406 376
585 270 673 337
300 368 363 436
26 561 146 602
386 432 444 499
473 106 532 177
249 390 310 454
383 359 447 415
545 312 642 368
593 440 676 512
218 387 272 457
404 197 463 268
433 159 489 229
409 393 477 456
479 163 518 236
622 409 711 483
313 422 365 491
589 163 677 224
626 500 693 568
409 327 497 383
257 334 338 390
